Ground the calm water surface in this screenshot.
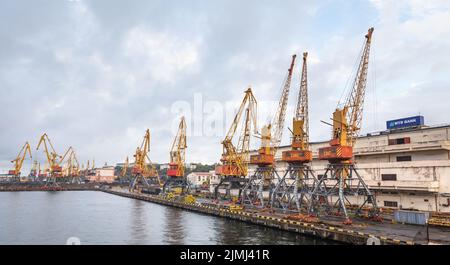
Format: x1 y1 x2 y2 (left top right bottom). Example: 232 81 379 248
0 191 333 245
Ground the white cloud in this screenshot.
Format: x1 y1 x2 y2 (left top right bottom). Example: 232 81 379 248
1 0 450 172
123 27 201 83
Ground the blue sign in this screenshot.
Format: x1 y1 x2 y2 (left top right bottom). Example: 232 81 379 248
386 116 424 130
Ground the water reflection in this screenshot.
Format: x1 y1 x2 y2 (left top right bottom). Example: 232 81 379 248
129 200 148 244
162 207 186 244
0 191 333 245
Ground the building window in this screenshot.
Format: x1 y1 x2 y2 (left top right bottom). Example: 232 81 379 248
396 155 412 162
384 201 398 208
317 174 325 180
381 174 397 181
388 137 411 145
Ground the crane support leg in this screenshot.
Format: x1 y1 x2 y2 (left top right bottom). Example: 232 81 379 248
271 164 317 213
214 176 245 200
129 174 150 193
241 166 278 208
309 163 380 224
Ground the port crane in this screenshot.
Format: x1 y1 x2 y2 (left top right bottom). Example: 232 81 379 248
310 27 380 225
86 159 95 176
84 160 90 177
163 116 189 194
242 55 296 207
38 161 48 180
214 88 258 200
120 156 129 182
29 160 39 181
9 142 32 181
60 146 74 172
36 133 63 187
271 52 321 212
130 129 159 192
61 147 81 184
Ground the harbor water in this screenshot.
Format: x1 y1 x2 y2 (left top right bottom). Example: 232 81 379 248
0 191 333 245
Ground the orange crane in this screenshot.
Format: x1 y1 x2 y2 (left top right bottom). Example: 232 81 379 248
311 27 380 225
214 87 258 199
164 116 189 193
36 133 63 186
242 55 296 207
271 52 319 212
130 129 159 192
9 142 32 181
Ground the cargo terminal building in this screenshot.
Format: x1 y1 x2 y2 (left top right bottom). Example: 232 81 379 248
248 116 450 213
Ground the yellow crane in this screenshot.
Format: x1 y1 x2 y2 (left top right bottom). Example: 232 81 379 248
250 55 297 166
86 160 90 175
272 52 317 212
36 133 63 181
130 129 159 192
168 117 187 177
29 160 39 180
215 87 258 199
283 52 311 162
242 55 296 207
61 147 79 179
67 150 81 183
164 117 188 193
39 161 49 179
319 28 375 160
9 142 32 179
312 27 380 225
60 146 74 167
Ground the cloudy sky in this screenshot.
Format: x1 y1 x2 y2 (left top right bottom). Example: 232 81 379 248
1 0 449 173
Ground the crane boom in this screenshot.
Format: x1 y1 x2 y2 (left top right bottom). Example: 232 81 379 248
319 27 374 162
121 156 129 177
132 129 157 178
167 117 187 177
281 52 312 163
10 142 32 176
60 146 74 165
36 133 62 174
312 28 379 225
130 129 160 192
217 87 258 177
345 27 374 145
295 52 309 149
250 55 296 166
271 54 296 152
